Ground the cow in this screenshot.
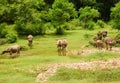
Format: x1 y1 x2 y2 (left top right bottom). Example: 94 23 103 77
27 34 33 48
56 39 63 56
61 39 68 56
96 40 103 50
102 30 107 38
1 45 21 57
104 37 113 51
56 39 68 56
97 31 103 40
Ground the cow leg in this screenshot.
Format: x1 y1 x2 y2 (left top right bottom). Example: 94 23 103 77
17 50 20 56
62 47 67 56
9 51 12 57
106 43 108 50
58 47 62 56
28 41 33 48
109 45 112 51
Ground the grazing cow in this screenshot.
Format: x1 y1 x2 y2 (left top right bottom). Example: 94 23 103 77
56 39 68 56
1 45 21 57
96 40 103 50
104 37 113 51
102 30 107 38
27 34 33 47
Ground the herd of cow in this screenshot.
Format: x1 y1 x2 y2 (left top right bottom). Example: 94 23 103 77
0 30 114 57
90 30 114 51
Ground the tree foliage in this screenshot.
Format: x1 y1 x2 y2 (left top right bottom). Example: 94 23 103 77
0 0 120 37
79 6 100 29
49 0 77 34
110 2 120 30
49 0 77 25
14 0 47 35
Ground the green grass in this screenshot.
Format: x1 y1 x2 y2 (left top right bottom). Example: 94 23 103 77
0 29 120 83
49 67 120 83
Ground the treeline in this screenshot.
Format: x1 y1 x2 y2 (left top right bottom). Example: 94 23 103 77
0 0 120 43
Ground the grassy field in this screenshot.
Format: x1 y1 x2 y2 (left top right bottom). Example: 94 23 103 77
0 29 120 83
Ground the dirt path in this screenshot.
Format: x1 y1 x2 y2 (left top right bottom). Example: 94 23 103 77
36 58 120 83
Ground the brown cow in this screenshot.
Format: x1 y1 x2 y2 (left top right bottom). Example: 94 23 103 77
1 45 21 57
56 39 68 56
96 40 103 50
102 30 107 38
97 31 103 40
104 37 113 51
56 39 63 56
61 39 68 56
27 34 33 48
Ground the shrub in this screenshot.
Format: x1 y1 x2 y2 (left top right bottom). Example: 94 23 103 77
0 23 8 38
87 21 95 30
114 34 120 47
15 22 46 35
64 19 79 30
0 39 6 45
5 32 18 43
97 20 106 28
55 26 65 35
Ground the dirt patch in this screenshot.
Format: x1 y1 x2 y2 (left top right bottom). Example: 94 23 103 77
68 47 120 55
36 58 120 83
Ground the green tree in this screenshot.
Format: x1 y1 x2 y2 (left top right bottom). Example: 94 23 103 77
110 2 120 30
79 6 100 30
49 0 77 35
14 0 48 35
0 0 17 24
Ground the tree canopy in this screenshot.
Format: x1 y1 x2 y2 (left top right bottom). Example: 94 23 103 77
0 0 120 38
110 2 120 30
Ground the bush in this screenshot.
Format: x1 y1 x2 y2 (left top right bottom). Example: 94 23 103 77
5 32 18 43
114 34 120 47
15 22 46 35
0 39 6 45
0 23 8 38
87 21 95 30
64 19 79 30
55 26 65 35
97 20 106 28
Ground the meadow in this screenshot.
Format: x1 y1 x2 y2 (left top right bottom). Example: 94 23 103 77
0 29 120 83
